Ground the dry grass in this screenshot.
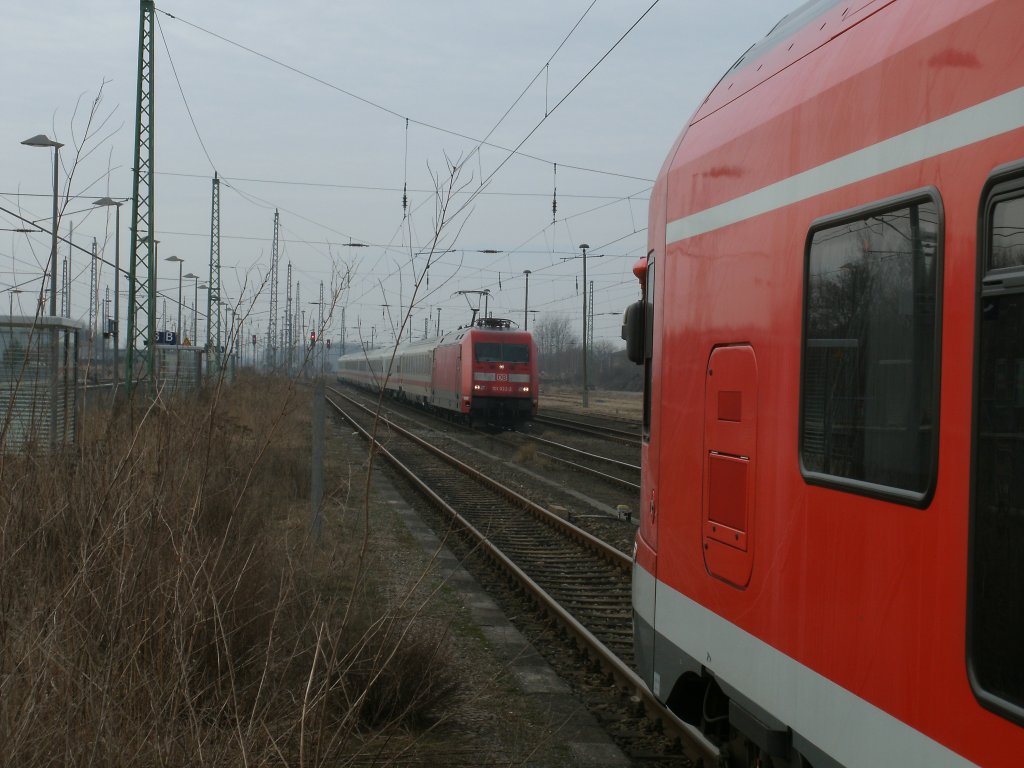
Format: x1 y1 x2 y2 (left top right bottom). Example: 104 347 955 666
0 373 462 767
539 385 642 421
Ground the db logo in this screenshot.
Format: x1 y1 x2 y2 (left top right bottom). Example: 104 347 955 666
496 373 508 382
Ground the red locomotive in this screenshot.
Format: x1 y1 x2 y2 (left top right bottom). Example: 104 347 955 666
621 1 1024 765
337 317 538 426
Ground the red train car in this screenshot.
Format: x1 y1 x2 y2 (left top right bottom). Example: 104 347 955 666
621 1 1024 765
337 317 538 426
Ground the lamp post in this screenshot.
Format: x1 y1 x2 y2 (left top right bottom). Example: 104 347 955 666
92 197 123 384
579 243 589 408
184 273 199 344
198 283 209 348
165 255 183 343
523 269 531 330
21 134 63 316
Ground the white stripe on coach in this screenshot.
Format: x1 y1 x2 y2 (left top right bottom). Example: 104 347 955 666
633 567 978 767
666 86 1024 245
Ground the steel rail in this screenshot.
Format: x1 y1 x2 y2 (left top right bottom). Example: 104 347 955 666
327 386 629 569
522 432 640 471
537 451 640 492
533 413 639 444
324 388 717 765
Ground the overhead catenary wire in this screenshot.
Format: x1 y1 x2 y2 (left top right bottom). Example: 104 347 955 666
147 172 648 202
152 5 652 183
157 14 216 173
145 4 661 344
444 0 664 228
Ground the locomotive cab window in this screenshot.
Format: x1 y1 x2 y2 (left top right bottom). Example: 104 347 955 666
800 191 941 504
474 342 529 363
970 171 1024 724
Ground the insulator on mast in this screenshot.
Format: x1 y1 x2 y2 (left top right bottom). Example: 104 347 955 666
552 162 558 224
402 117 410 216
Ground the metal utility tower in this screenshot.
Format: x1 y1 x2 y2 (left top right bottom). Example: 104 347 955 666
64 223 74 318
126 0 157 393
267 209 280 368
318 280 325 373
285 261 293 373
580 243 589 407
88 237 98 351
587 279 595 397
208 172 222 370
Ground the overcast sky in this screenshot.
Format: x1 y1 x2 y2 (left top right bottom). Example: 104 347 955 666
3 1 794 351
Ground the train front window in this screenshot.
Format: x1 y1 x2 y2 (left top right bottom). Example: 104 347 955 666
475 343 500 362
800 193 941 502
970 177 1024 721
502 344 530 363
474 342 529 363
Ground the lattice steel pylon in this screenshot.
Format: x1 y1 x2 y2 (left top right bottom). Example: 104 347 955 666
285 261 293 374
267 209 279 369
587 279 595 385
126 0 156 395
208 172 221 372
88 237 97 353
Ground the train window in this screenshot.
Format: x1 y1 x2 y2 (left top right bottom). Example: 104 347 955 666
474 342 529 363
475 343 500 362
502 344 530 363
989 194 1024 270
800 191 941 503
643 254 654 438
970 172 1024 723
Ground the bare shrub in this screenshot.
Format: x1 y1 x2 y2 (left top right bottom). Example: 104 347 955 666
0 375 461 766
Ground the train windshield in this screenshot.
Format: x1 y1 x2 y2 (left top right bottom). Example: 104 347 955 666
475 342 529 363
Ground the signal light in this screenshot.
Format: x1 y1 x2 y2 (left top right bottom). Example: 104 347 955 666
310 330 317 347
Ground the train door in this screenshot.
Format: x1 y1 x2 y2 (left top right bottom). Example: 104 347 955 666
458 348 466 411
702 344 758 589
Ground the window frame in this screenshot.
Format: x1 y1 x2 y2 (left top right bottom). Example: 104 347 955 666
643 251 655 441
967 160 1024 727
798 187 944 507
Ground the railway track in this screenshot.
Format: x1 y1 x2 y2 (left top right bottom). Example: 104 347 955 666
533 412 640 445
324 386 715 765
517 431 640 492
333 381 641 521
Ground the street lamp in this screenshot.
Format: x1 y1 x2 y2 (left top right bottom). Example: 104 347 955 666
579 243 589 408
198 283 209 348
165 255 183 343
21 134 63 316
93 197 123 381
523 269 531 330
184 273 200 344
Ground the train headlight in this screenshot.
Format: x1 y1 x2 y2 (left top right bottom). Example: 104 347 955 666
521 386 530 393
473 384 482 390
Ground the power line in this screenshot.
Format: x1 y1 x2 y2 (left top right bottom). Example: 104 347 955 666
151 172 646 202
469 0 598 165
157 14 217 172
153 5 653 183
445 0 663 227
